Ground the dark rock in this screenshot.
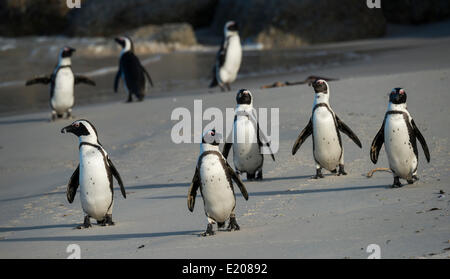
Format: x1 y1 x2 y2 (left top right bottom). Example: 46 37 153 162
211 0 386 48
382 0 450 24
67 0 217 36
130 23 197 46
0 0 73 36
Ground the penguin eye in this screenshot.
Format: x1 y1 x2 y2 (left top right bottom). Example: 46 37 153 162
399 89 405 95
74 123 80 128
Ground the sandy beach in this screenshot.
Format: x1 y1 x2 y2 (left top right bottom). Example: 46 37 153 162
0 28 449 258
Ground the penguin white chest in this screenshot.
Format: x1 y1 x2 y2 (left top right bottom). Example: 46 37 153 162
79 146 112 221
312 107 342 170
52 68 74 113
220 36 242 83
233 116 262 173
200 154 235 223
384 114 417 179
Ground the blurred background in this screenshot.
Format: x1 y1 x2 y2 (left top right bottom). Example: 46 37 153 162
1 0 450 115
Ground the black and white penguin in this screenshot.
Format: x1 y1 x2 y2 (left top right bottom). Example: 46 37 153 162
187 129 249 236
26 47 96 121
209 21 242 92
61 119 126 229
222 89 275 180
292 79 362 178
370 88 430 187
114 36 153 102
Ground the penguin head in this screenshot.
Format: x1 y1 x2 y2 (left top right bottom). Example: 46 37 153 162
236 89 252 105
115 36 134 53
61 119 100 144
389 88 407 104
60 47 76 58
202 129 221 146
311 79 329 94
224 21 239 36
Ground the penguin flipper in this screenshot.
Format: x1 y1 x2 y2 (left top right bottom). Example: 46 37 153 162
370 120 385 164
187 168 201 212
411 119 430 162
226 162 248 200
114 69 121 93
67 165 80 203
336 115 362 148
141 65 153 87
75 75 96 86
25 76 51 86
107 157 126 198
209 38 226 88
222 142 233 159
257 123 276 161
292 119 313 155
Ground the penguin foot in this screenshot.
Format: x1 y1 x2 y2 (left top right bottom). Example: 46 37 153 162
338 164 347 176
256 171 263 181
247 173 255 181
391 177 402 188
66 110 73 119
227 217 240 231
407 175 419 184
217 222 226 229
98 215 115 226
331 169 337 174
226 84 231 92
76 216 92 229
313 169 324 179
201 223 215 237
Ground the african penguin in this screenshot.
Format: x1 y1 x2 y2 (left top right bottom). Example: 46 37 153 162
61 120 126 229
25 47 96 121
114 36 153 102
222 89 275 180
370 88 430 187
292 79 362 178
209 21 242 92
187 129 249 236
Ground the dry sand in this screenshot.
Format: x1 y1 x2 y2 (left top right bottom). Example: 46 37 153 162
0 32 449 259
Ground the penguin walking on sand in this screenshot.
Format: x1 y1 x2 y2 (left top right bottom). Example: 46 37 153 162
222 89 275 181
61 120 126 229
292 79 362 178
187 129 249 236
370 88 430 187
114 36 153 102
26 47 96 121
209 21 242 92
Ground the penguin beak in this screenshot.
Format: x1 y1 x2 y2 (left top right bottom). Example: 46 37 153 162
61 125 74 134
115 37 125 47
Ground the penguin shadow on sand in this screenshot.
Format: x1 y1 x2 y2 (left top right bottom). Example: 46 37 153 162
0 117 49 125
0 230 200 243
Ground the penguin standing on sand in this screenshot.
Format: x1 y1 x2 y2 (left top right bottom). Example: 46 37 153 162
114 36 153 102
61 120 126 229
370 88 430 187
188 129 249 236
292 79 362 178
209 21 242 92
26 47 96 120
222 89 275 180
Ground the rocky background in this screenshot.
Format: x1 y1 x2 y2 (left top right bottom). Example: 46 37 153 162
1 0 450 49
